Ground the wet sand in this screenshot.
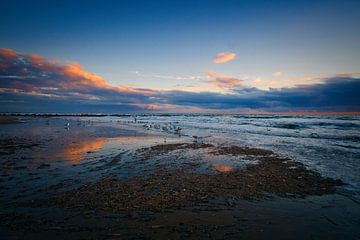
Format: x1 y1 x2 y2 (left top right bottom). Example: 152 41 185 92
0 116 359 239
27 143 343 212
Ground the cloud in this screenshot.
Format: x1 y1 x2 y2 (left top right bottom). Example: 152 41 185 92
299 72 360 83
132 71 204 81
254 77 262 83
213 52 236 64
0 48 154 101
0 48 17 59
1 48 359 113
273 71 283 77
160 77 360 112
205 71 242 89
299 76 325 82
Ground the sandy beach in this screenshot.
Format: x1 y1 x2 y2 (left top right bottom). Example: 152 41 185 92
0 115 359 239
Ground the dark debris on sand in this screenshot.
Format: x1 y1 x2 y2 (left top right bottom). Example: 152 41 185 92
0 138 41 155
138 142 213 160
29 143 344 212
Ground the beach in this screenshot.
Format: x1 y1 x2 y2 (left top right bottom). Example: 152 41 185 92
0 115 359 239
2 0 360 238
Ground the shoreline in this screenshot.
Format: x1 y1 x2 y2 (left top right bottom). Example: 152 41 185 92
1 112 360 117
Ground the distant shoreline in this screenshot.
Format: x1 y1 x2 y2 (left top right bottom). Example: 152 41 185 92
0 112 359 117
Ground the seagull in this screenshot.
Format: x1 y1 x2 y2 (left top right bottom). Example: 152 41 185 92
175 127 182 135
309 132 319 138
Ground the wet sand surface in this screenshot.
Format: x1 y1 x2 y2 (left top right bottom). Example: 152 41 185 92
0 116 359 239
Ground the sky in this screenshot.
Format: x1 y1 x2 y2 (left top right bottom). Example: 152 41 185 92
0 0 360 113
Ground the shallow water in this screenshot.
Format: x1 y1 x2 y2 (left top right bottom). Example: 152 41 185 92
0 117 184 205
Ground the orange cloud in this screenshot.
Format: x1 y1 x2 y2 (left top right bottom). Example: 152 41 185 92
26 54 45 65
0 48 155 98
213 52 236 64
273 71 283 77
60 62 109 90
206 71 242 89
0 48 17 58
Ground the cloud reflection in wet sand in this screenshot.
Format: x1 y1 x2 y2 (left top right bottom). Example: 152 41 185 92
211 163 233 173
61 137 109 164
41 136 158 164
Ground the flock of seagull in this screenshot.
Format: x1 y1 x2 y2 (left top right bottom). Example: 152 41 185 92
142 123 182 135
59 117 319 140
58 117 208 143
62 119 94 130
135 121 208 142
121 117 183 135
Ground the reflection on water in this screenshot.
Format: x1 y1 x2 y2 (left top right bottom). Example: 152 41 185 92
0 117 183 206
61 137 109 163
200 150 254 172
38 135 174 164
212 163 233 172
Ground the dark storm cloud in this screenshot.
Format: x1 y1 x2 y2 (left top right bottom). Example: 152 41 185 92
160 78 360 112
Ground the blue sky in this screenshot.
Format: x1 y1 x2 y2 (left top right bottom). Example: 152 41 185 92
0 0 359 112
